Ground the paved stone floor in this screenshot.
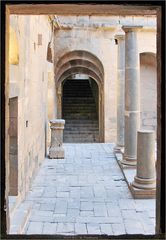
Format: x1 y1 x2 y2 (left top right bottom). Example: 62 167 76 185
24 143 155 235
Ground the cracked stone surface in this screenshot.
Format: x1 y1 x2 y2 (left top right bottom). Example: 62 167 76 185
22 143 155 235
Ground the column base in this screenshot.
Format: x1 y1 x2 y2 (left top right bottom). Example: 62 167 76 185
130 178 156 199
114 145 124 154
49 147 65 159
120 156 137 167
132 176 156 190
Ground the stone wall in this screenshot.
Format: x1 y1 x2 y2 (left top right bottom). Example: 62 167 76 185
53 15 157 142
9 15 54 202
140 52 157 134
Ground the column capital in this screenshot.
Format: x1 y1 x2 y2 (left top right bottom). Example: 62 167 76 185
114 34 125 41
122 25 143 33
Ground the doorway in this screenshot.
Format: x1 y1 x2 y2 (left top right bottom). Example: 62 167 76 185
62 78 99 143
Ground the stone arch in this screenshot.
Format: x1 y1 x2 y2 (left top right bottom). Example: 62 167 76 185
140 52 157 135
55 50 104 142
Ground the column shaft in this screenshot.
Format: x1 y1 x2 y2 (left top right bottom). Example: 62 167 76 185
115 35 125 149
132 130 156 189
122 26 142 166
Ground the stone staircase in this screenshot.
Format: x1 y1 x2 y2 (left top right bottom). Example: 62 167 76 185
62 79 99 143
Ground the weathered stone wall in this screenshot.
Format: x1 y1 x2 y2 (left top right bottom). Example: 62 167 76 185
53 15 157 142
9 15 54 202
140 52 157 134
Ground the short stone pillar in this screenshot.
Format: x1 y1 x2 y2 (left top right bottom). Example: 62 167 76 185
49 119 65 159
130 130 156 198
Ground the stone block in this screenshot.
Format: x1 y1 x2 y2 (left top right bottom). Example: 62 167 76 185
129 184 156 199
100 223 113 235
111 223 126 235
43 222 57 234
75 223 87 234
26 221 43 234
87 223 101 234
57 223 75 233
81 201 93 211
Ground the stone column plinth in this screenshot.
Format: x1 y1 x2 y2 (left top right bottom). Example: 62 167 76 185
132 130 156 189
49 119 65 159
114 34 125 152
121 26 142 166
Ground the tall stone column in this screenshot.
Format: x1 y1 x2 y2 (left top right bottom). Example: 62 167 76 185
49 119 65 159
114 34 125 152
121 26 142 166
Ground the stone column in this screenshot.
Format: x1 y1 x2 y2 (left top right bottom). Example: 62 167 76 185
121 26 142 166
132 130 156 190
49 119 65 159
114 34 125 152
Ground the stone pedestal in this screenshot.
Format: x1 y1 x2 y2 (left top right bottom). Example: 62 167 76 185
49 119 65 159
114 34 125 153
121 26 142 166
130 130 156 198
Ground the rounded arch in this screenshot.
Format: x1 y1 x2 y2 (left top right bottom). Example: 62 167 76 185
55 50 104 77
55 50 104 142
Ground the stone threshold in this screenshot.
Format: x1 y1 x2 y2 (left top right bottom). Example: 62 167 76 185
114 152 156 199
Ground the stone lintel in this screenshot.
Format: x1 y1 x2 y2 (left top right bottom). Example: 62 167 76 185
122 25 143 32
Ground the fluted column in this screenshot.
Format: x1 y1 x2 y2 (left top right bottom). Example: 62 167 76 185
114 34 125 152
49 119 65 159
121 26 142 166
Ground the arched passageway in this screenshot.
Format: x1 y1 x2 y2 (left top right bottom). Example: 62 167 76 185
55 50 104 142
62 77 99 143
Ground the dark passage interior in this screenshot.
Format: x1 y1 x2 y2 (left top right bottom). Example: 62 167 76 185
62 79 99 143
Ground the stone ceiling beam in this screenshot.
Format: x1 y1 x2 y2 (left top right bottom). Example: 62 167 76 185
8 4 157 15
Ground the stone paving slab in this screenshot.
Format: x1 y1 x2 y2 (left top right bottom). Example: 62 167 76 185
20 143 155 235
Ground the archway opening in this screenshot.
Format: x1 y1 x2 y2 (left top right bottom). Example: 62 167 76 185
56 50 104 142
62 75 99 143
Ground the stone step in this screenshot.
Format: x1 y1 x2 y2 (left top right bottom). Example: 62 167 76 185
64 117 97 120
63 92 93 99
9 201 32 234
64 112 97 116
65 120 98 124
63 109 97 113
65 126 99 130
63 97 94 100
64 130 99 135
63 90 92 93
63 105 96 109
64 137 99 143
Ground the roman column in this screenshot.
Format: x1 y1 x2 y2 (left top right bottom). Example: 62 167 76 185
114 34 125 152
121 26 142 166
132 130 156 190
